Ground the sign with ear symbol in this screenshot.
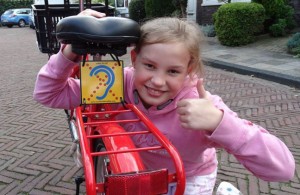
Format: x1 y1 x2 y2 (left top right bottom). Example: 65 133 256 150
81 61 124 104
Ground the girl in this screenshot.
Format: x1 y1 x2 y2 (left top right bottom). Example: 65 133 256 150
33 9 295 194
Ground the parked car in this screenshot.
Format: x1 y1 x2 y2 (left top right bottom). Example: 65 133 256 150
29 9 35 29
1 8 31 28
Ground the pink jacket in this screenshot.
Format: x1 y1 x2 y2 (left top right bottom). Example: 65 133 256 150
33 49 295 181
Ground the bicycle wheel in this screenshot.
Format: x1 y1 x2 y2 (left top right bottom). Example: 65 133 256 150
93 139 110 184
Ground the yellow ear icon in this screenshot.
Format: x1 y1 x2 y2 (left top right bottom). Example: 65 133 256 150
81 61 124 104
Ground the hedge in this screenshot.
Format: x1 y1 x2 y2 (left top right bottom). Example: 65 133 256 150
214 2 265 46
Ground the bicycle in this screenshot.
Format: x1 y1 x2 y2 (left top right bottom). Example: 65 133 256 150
33 1 186 194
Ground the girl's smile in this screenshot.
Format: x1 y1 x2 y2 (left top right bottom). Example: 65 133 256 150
131 42 191 108
145 85 166 97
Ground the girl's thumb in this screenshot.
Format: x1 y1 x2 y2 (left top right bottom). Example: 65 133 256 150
197 78 207 99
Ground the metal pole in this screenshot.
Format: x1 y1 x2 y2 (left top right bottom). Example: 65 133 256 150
79 0 84 12
105 0 109 15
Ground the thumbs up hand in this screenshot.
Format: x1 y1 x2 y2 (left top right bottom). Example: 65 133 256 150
177 79 223 132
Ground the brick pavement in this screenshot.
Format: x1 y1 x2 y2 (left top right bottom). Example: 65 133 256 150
0 27 299 195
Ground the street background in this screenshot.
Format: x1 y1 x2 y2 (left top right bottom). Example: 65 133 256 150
0 27 299 194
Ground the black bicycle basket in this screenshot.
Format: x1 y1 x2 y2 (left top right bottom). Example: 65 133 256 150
32 0 114 55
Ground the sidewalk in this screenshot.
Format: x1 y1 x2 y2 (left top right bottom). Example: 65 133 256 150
202 33 300 88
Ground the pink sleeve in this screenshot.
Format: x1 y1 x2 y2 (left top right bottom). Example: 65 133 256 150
33 49 81 109
207 95 295 182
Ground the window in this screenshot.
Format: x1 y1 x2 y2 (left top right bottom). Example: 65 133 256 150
4 10 13 14
202 0 250 6
116 0 125 7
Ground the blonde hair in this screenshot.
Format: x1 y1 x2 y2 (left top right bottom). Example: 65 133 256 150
135 17 205 78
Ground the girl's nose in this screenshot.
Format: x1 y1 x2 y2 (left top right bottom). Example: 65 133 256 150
151 74 166 87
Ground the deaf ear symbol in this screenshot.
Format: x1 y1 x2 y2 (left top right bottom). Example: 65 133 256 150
90 65 115 100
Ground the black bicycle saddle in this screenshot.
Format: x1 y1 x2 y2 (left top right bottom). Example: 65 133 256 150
56 16 140 56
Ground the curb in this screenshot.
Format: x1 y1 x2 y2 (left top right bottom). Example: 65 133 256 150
204 58 300 88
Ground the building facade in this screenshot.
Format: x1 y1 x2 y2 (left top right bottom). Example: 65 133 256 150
115 0 131 17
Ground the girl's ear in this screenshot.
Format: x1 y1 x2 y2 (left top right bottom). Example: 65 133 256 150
187 58 194 74
131 49 137 67
187 65 193 74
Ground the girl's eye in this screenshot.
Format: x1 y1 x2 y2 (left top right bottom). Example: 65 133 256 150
168 69 180 75
144 64 154 69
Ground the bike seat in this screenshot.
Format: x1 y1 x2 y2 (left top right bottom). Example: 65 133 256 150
56 16 140 56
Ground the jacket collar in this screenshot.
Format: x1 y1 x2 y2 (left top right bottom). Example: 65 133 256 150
133 89 173 110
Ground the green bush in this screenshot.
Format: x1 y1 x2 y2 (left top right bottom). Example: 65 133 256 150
129 0 146 23
277 5 296 30
172 0 188 18
145 0 176 18
252 0 285 18
171 9 182 17
200 25 216 37
287 32 300 57
269 19 287 37
213 2 265 46
251 0 296 34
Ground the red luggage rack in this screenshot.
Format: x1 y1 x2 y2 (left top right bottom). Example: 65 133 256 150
32 0 114 55
75 102 186 195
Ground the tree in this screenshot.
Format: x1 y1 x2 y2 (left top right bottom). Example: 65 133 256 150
252 0 296 34
172 0 188 18
145 0 176 18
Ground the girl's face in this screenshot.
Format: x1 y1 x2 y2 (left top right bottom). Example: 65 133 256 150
131 42 191 108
